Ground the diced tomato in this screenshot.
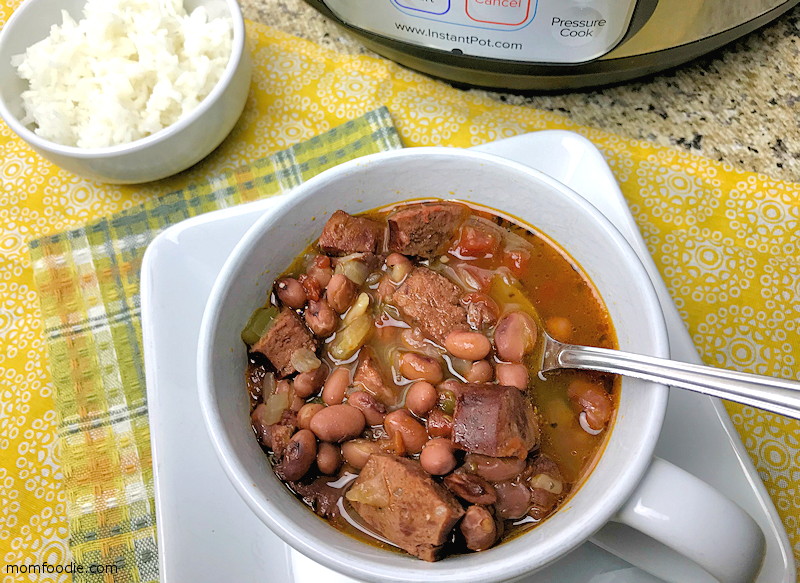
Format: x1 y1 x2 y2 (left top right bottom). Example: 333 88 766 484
503 247 531 277
452 224 500 259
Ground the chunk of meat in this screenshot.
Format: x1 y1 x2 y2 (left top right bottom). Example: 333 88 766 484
387 201 469 258
391 267 468 345
318 210 385 256
353 347 398 406
452 384 539 458
289 476 343 519
251 308 317 377
346 454 465 561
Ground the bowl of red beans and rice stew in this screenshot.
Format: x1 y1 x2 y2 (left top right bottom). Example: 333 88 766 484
197 147 669 583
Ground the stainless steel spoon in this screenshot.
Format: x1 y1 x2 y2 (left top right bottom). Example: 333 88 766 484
538 332 800 419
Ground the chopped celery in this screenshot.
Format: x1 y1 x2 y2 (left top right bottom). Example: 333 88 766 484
241 305 279 346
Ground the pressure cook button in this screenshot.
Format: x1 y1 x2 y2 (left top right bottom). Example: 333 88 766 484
550 7 607 46
394 0 450 15
466 0 532 26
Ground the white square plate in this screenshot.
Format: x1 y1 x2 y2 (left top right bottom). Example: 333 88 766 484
141 131 794 583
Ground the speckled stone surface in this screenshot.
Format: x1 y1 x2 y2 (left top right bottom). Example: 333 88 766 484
240 1 800 183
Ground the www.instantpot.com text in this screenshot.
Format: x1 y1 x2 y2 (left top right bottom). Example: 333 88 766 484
394 22 524 51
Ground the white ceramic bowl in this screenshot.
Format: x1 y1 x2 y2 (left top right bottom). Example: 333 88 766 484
0 0 251 184
197 148 763 583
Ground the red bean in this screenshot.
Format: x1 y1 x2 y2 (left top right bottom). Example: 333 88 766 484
426 408 454 439
496 362 528 390
384 409 428 454
399 352 443 384
465 359 493 383
326 273 358 313
443 472 497 505
347 390 386 426
465 453 526 482
276 429 317 482
460 505 500 551
494 311 537 363
567 378 613 431
322 367 350 406
444 330 491 361
341 438 384 470
420 438 456 475
297 403 324 430
316 442 342 475
309 404 366 443
275 277 307 309
405 381 438 417
494 480 532 519
294 363 329 399
304 299 337 337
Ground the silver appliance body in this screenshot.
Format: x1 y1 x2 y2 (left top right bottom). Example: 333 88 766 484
303 0 799 89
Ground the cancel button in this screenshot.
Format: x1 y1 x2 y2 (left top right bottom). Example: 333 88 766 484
550 7 607 46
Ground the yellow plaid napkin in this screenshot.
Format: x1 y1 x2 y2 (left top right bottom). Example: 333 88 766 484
1 10 798 582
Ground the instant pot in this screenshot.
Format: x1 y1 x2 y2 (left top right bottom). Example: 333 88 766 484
303 0 800 89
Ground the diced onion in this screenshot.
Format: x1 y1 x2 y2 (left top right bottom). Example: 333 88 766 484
262 393 289 425
529 473 563 495
329 313 372 360
343 293 370 325
335 256 369 285
345 473 390 508
290 348 321 373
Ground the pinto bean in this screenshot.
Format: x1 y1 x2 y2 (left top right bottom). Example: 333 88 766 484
305 299 338 337
276 429 317 482
420 438 456 476
443 471 497 505
275 277 307 309
444 330 491 361
316 442 342 475
465 359 493 383
495 362 529 390
494 311 537 363
567 378 613 431
460 505 500 552
347 390 386 426
405 381 438 417
309 404 366 443
297 403 325 430
399 352 443 384
294 363 329 399
341 438 384 469
385 253 412 283
426 408 454 439
326 273 358 313
384 409 428 454
464 453 527 482
494 480 532 519
322 367 350 406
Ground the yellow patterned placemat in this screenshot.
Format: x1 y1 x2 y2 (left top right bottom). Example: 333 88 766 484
1 6 798 581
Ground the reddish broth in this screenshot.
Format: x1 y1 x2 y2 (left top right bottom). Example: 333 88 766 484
243 200 617 560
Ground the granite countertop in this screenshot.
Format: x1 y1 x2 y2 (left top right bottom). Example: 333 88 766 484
240 0 800 183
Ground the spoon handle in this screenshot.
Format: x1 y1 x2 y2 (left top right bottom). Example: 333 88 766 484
554 344 800 419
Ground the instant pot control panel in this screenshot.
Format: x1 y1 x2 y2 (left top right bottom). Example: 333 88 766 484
320 0 639 63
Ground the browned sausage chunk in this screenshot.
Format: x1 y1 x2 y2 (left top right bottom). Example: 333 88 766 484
452 383 539 459
391 267 468 345
250 308 317 377
318 210 386 256
346 454 465 562
353 347 398 406
387 201 469 258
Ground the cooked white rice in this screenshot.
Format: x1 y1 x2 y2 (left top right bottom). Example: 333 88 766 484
11 0 232 148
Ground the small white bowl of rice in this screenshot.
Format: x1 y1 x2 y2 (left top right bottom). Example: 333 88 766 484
0 0 251 184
